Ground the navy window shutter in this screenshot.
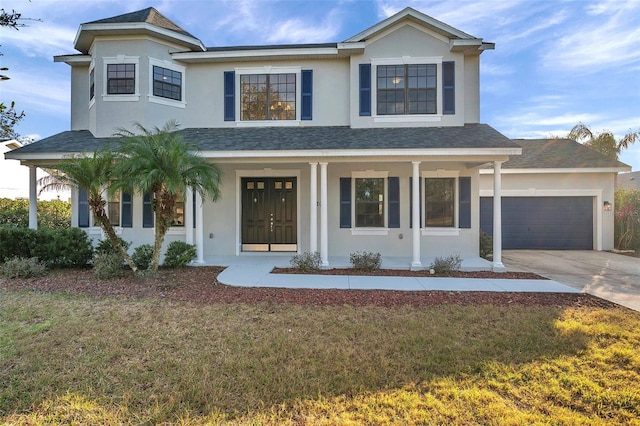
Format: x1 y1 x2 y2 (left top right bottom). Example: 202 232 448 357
443 61 455 115
388 177 400 228
224 71 235 121
301 70 313 120
359 64 371 116
192 190 196 229
409 178 423 228
121 192 133 228
340 177 351 228
143 192 154 228
459 177 471 229
78 188 89 228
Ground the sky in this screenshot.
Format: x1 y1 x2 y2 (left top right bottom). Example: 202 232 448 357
1 0 639 176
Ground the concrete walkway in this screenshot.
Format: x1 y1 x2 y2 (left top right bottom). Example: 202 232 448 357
503 250 640 311
207 254 581 293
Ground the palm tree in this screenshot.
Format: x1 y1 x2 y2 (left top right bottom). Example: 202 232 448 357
114 120 222 271
569 122 639 160
39 150 138 273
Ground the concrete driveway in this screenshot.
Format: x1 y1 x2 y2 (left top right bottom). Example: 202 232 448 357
503 250 640 312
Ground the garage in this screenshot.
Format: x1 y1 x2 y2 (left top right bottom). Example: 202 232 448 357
480 196 594 249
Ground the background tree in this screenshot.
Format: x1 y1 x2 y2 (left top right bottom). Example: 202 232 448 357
569 122 639 160
115 121 222 271
39 151 138 273
0 197 70 229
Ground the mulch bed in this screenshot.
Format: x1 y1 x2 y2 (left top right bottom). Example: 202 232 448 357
272 267 545 279
0 266 619 309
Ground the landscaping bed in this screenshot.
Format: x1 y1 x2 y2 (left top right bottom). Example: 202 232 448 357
1 266 615 309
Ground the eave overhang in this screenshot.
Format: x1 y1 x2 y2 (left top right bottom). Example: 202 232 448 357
74 22 206 54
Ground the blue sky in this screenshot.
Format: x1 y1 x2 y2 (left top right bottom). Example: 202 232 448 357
2 0 639 170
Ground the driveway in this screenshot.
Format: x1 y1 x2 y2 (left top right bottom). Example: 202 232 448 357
503 250 640 312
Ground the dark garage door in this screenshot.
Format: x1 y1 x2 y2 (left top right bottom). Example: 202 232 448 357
480 196 593 249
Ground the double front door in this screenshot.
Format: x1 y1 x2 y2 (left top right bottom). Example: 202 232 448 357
241 177 297 251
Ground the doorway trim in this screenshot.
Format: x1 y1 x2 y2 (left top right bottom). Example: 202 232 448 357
235 168 301 255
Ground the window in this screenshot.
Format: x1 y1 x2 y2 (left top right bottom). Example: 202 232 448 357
240 73 296 120
425 178 455 227
142 191 185 227
377 64 436 115
108 192 121 227
89 68 95 100
354 178 385 227
153 65 182 101
107 63 135 94
172 190 185 227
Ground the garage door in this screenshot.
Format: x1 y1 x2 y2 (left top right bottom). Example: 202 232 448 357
480 197 594 249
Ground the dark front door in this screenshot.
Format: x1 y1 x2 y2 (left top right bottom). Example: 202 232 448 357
241 177 297 251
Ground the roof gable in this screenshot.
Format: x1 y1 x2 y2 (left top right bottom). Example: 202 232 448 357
343 7 494 53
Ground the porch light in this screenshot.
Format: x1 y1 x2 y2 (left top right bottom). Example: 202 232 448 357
603 201 612 211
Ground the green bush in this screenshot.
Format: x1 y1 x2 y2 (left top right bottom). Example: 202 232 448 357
0 227 92 268
290 251 322 271
430 255 462 274
132 244 154 270
1 257 47 278
93 252 126 280
615 189 640 250
95 237 131 256
349 251 382 271
163 241 197 268
0 198 71 229
479 231 493 260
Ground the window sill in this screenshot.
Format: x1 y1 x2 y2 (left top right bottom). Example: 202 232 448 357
236 120 301 127
103 95 140 102
421 228 460 236
373 115 442 123
148 96 186 109
167 227 186 235
351 228 390 236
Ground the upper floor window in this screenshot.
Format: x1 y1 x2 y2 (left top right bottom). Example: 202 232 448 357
377 64 436 115
153 66 182 101
107 63 135 95
89 68 95 101
240 73 296 120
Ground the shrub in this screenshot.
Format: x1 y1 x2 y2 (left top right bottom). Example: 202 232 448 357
479 231 493 260
95 237 131 256
163 241 197 268
93 252 126 280
430 254 462 274
0 227 92 268
290 251 322 271
349 251 382 271
132 244 154 270
1 257 47 278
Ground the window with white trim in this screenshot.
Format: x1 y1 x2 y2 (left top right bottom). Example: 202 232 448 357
240 73 296 120
377 64 436 115
103 56 139 101
425 178 455 227
153 66 182 101
354 177 385 227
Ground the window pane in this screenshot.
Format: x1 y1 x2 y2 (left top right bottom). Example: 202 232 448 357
108 191 120 227
355 178 384 227
152 65 182 101
241 73 295 121
107 63 135 95
425 178 455 227
171 190 185 227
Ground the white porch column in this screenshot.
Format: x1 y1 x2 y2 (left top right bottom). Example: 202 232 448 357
28 165 38 229
185 187 194 245
411 161 422 269
195 191 205 264
309 162 318 253
319 162 329 267
492 161 506 272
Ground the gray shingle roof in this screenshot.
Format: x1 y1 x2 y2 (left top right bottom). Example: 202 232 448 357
85 7 196 39
503 139 629 169
7 124 518 157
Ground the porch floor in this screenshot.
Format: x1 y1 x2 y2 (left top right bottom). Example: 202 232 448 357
199 254 581 293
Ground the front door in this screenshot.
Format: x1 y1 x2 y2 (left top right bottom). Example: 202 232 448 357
241 177 297 251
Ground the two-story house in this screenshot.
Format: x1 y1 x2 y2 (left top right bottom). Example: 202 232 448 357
6 7 628 270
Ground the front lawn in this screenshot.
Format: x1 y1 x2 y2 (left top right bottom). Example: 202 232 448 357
1 275 639 424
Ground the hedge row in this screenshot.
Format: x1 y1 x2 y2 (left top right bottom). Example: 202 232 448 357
0 227 93 268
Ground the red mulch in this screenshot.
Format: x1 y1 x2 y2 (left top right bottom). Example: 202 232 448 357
0 267 618 308
0 266 619 309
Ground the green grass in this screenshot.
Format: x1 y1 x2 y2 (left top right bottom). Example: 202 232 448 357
1 290 639 425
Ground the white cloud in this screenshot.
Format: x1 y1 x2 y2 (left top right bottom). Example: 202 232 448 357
2 68 70 116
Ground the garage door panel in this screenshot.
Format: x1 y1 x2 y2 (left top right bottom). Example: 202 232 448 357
480 196 593 250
